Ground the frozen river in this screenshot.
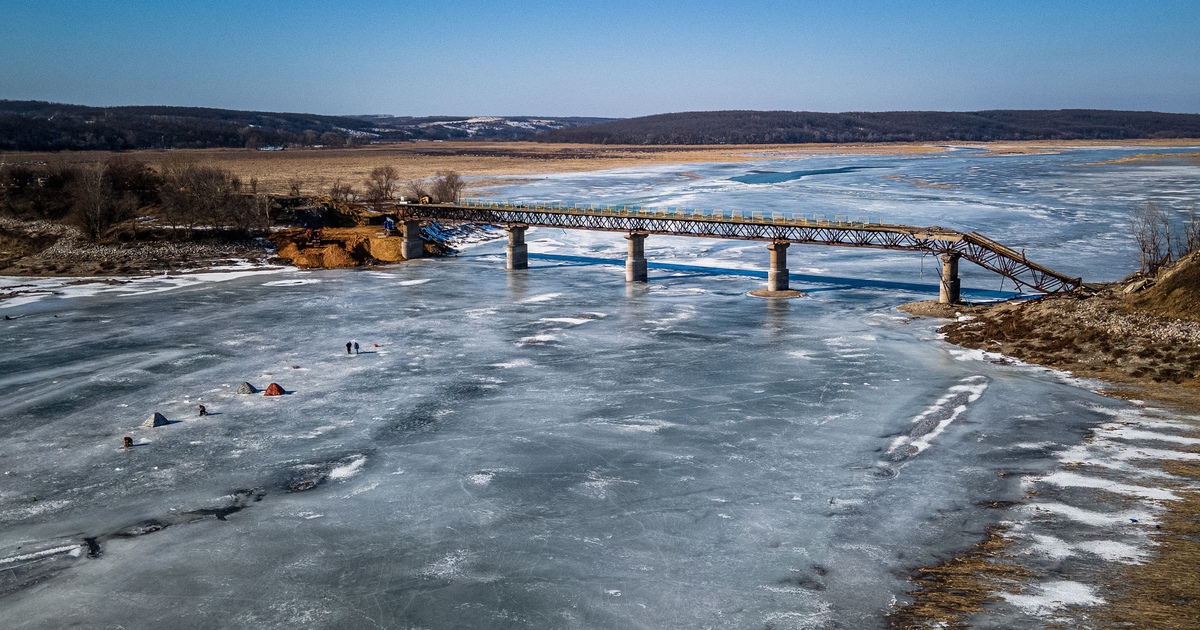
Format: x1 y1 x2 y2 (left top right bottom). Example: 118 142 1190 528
2 146 1199 628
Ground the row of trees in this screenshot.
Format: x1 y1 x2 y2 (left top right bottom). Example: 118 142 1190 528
0 157 271 239
0 157 161 239
328 168 465 208
1 158 469 240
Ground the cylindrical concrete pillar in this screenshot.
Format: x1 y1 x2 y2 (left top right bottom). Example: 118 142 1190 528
506 226 528 270
401 220 423 260
767 242 790 292
939 253 961 304
625 233 648 282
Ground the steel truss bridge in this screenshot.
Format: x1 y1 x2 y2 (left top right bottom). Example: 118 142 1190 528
394 200 1082 295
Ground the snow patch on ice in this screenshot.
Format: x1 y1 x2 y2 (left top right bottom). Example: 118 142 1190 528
0 544 82 565
602 417 677 433
348 482 380 497
398 279 432 286
520 292 562 303
886 376 989 460
1105 427 1200 446
491 358 533 369
468 472 495 486
518 334 560 345
329 456 366 480
1000 580 1103 615
422 549 471 580
1038 471 1179 501
1027 534 1148 563
263 278 321 287
2 265 285 308
1029 534 1074 559
539 317 595 326
1075 540 1147 563
1025 502 1152 527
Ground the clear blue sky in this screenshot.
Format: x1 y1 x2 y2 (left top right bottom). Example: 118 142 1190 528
2 0 1198 117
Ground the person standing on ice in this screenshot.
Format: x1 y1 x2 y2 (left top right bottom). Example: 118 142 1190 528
346 341 352 355
353 342 360 354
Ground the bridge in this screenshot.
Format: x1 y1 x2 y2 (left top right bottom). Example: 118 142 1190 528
389 200 1083 303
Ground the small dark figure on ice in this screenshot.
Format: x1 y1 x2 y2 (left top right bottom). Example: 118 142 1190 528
346 341 353 355
354 342 360 354
197 404 208 417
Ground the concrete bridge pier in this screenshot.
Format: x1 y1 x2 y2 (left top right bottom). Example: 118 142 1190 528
767 242 790 292
506 226 529 270
626 233 648 282
939 253 961 304
401 221 423 260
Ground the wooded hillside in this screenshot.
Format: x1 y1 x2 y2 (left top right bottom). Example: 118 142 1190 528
538 110 1200 144
0 101 612 151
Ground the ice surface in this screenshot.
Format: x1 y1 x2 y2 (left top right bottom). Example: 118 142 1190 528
2 147 1199 628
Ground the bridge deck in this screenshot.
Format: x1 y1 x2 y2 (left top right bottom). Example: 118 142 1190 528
395 200 1082 294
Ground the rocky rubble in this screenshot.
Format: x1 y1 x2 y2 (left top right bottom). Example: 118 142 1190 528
0 218 275 276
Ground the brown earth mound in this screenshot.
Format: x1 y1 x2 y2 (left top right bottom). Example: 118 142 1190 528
268 227 422 269
1129 250 1200 322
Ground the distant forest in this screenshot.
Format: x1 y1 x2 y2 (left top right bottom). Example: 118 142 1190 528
5 101 1200 151
538 110 1200 144
0 100 610 151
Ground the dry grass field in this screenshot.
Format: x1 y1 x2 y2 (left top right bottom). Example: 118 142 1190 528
0 141 943 196
4 139 1196 197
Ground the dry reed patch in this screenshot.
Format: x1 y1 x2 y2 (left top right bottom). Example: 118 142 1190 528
1094 478 1200 629
1082 151 1200 166
1 141 946 196
888 525 1036 629
966 139 1200 157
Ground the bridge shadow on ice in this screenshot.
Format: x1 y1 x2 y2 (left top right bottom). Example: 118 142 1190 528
460 252 1019 301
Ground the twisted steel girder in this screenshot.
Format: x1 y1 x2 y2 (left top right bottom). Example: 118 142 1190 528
395 202 1082 294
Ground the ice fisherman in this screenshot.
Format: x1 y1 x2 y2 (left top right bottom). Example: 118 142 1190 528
346 341 353 355
197 404 208 417
353 342 360 354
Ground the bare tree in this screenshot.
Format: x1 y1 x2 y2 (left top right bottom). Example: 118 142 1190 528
430 170 465 203
328 180 356 203
256 194 273 230
1184 204 1200 256
159 160 244 234
403 178 429 202
68 164 140 240
364 166 400 206
71 165 114 241
1131 201 1170 275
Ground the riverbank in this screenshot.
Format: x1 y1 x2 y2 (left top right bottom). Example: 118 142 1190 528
929 259 1200 414
894 253 1200 627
